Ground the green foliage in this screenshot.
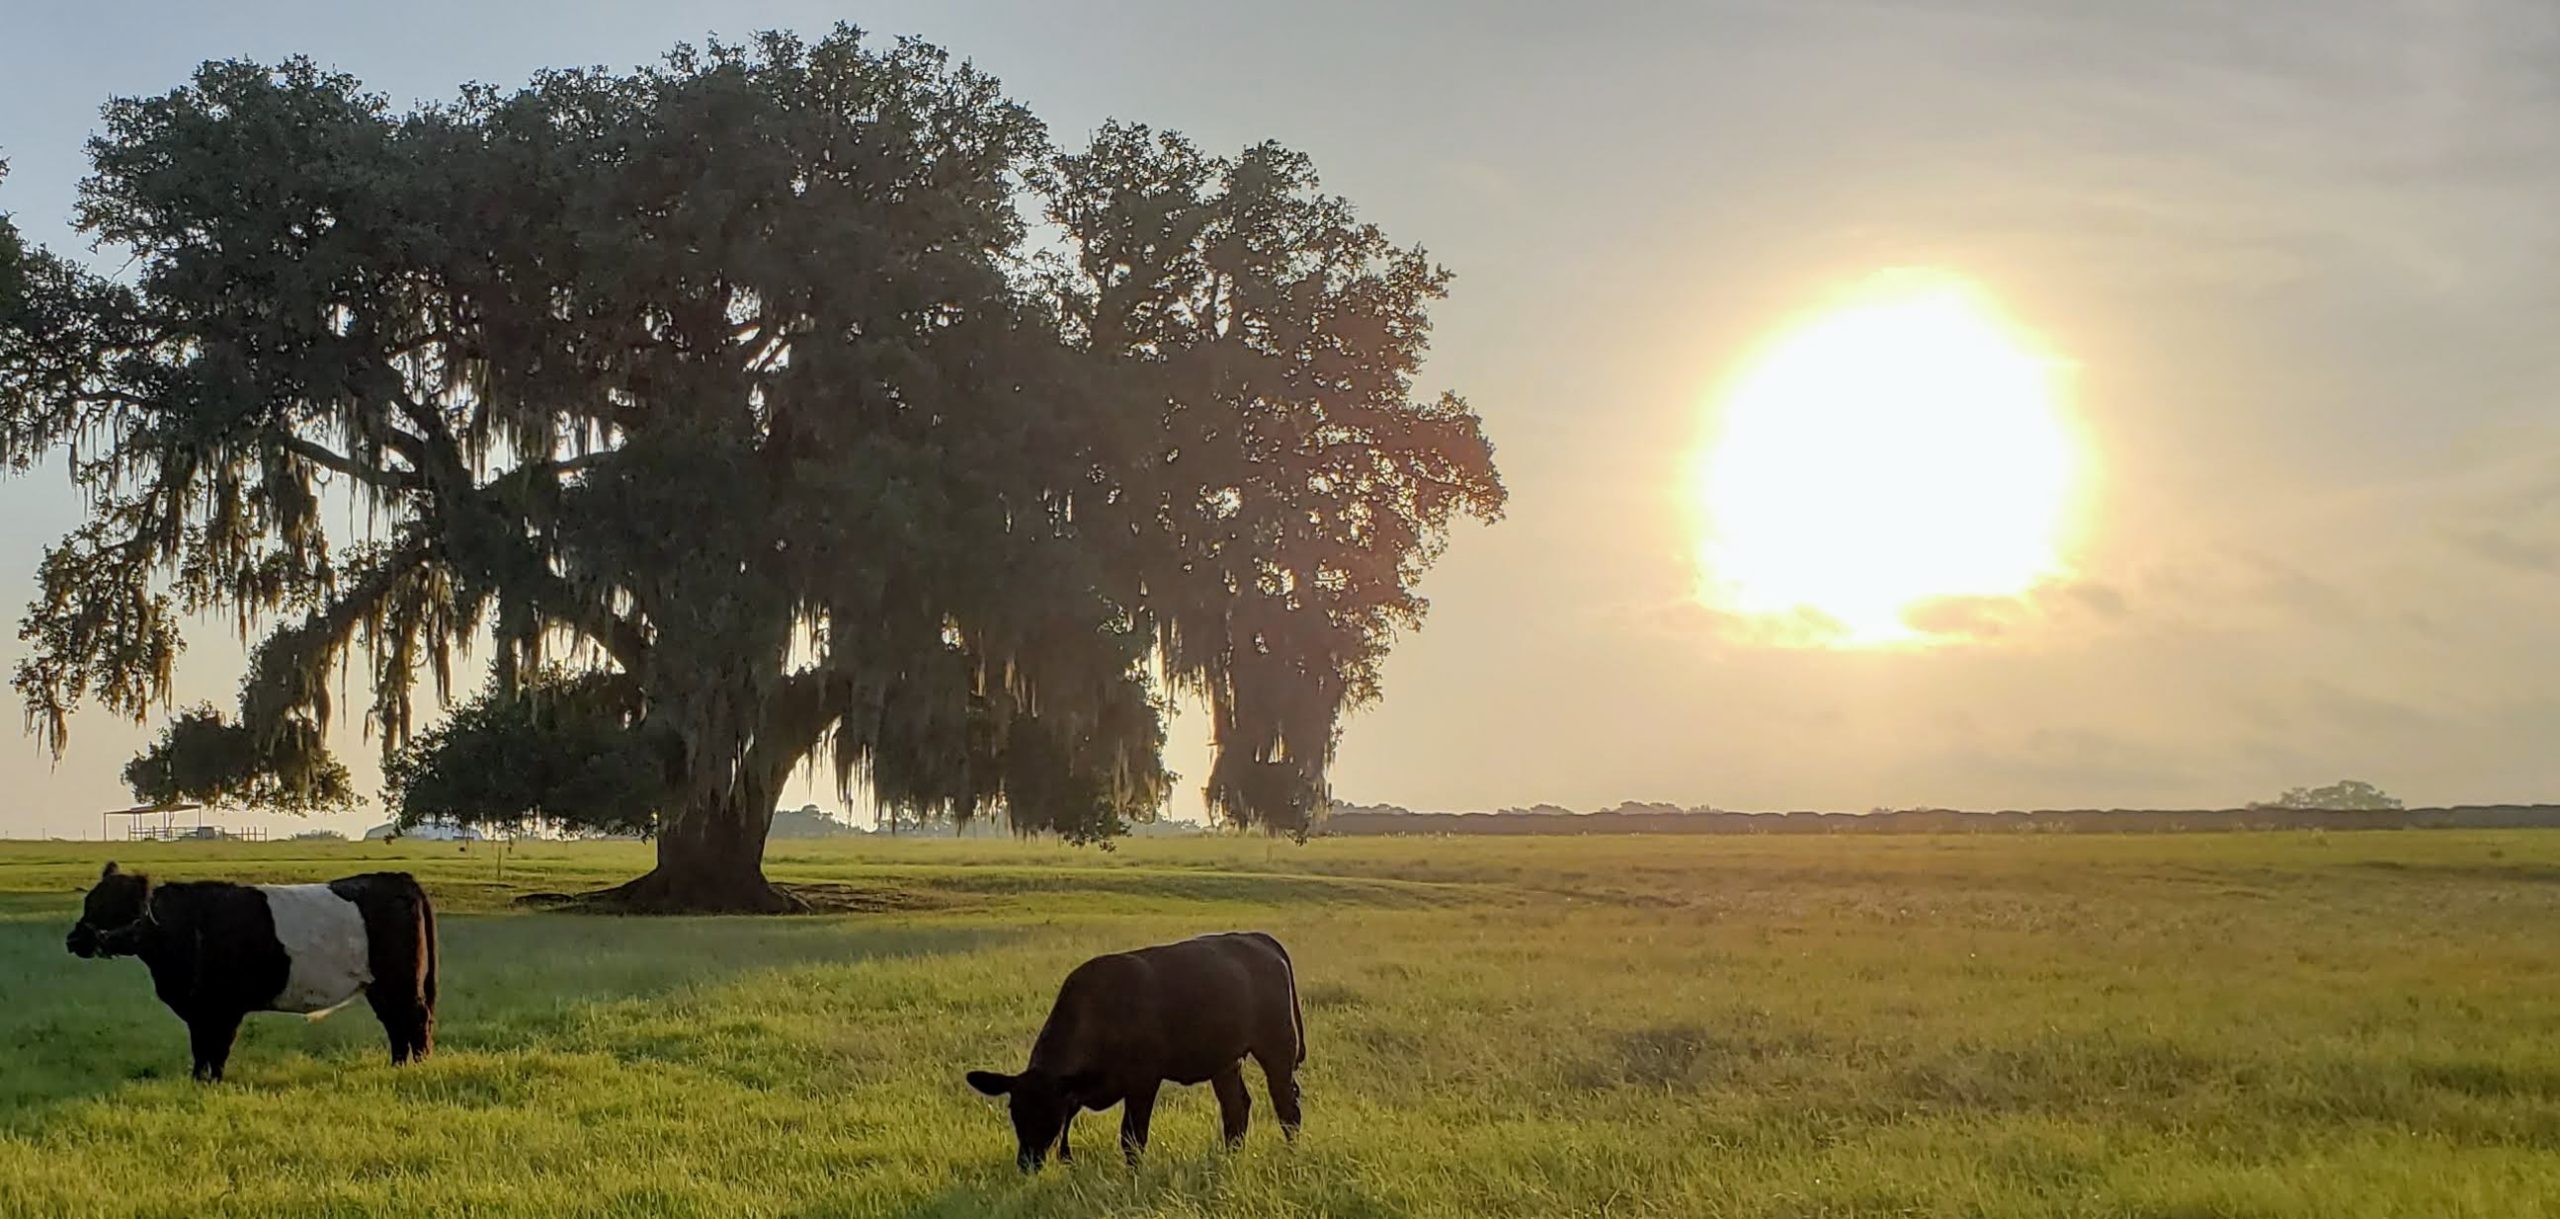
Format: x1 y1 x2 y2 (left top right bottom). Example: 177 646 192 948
1039 124 1506 833
2260 779 2405 811
384 669 665 838
121 704 355 813
0 28 1501 893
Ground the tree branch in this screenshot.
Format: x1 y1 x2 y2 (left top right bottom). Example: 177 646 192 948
238 534 439 737
762 667 843 765
518 566 650 673
277 435 415 492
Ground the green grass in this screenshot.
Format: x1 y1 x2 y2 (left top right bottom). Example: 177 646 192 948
2 831 2557 1217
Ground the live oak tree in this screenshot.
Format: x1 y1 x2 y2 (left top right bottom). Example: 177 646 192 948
0 29 1503 911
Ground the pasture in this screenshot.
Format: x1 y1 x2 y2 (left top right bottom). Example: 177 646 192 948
1 831 2556 1218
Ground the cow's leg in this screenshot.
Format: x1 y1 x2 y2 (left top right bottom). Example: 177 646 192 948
366 984 438 1066
364 988 417 1065
411 998 434 1062
1119 1081 1160 1164
1254 1051 1302 1141
1055 1112 1074 1164
1212 1063 1253 1147
188 1010 243 1083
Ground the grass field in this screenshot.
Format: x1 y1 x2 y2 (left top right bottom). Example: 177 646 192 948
2 831 2556 1218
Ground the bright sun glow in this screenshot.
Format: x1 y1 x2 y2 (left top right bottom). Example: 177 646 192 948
1694 272 2081 647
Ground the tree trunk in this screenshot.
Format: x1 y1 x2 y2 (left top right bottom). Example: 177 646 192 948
590 776 806 914
559 659 836 914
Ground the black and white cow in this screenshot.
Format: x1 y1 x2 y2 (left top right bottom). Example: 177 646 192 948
65 862 439 1081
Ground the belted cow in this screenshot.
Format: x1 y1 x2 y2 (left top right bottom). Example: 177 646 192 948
65 862 439 1081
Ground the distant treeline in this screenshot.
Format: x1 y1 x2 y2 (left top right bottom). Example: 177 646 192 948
1317 802 2560 836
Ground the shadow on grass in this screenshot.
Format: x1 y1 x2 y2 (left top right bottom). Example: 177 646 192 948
2349 859 2560 885
0 898 1015 1131
902 866 1480 910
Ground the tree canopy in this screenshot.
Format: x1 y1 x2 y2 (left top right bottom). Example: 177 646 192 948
383 667 663 840
0 28 1503 909
123 703 356 813
2258 779 2404 812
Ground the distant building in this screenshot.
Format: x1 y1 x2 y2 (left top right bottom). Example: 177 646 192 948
362 820 484 842
1127 819 1210 838
770 805 865 839
98 803 272 843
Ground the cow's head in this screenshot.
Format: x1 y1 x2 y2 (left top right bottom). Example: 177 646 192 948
966 1067 1095 1173
66 862 153 959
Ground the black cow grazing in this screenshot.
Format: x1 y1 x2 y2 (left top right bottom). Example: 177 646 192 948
967 931 1305 1172
65 862 439 1081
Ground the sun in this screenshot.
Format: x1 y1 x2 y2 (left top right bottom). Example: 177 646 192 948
1692 272 2081 647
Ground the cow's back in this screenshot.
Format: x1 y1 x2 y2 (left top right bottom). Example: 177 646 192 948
1134 933 1295 1017
1041 933 1298 1087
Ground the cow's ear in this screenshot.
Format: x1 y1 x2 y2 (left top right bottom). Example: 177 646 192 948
966 1070 1015 1097
101 861 119 879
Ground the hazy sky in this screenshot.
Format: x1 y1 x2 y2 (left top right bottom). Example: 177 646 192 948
3 0 2557 838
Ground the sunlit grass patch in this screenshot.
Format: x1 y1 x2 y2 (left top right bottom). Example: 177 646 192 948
2 832 2555 1217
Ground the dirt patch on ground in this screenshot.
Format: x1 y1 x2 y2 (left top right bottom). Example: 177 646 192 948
778 882 954 913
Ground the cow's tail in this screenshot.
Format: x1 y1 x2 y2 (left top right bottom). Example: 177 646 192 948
416 880 439 1014
1292 965 1307 1066
1266 933 1306 1065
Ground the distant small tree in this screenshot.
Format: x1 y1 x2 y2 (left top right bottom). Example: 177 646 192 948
124 704 357 813
769 805 860 839
288 828 348 842
383 668 666 841
2257 779 2404 811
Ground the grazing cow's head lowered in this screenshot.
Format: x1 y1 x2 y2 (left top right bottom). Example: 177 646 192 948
966 1068 1089 1173
66 862 152 959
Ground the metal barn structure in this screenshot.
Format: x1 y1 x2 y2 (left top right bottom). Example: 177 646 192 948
98 803 267 843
